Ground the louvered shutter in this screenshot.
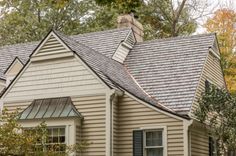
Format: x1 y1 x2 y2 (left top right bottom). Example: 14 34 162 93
133 130 143 156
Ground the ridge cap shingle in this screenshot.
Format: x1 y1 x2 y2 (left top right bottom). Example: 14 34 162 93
135 33 216 46
71 27 131 37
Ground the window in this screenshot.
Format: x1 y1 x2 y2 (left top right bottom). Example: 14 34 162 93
27 127 66 153
45 127 66 152
144 130 164 156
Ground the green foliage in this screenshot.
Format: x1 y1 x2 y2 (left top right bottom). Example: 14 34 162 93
138 0 197 39
0 0 197 46
95 0 142 14
0 109 89 155
0 0 95 46
195 85 236 154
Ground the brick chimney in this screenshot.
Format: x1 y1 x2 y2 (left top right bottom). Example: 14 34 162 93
117 14 144 42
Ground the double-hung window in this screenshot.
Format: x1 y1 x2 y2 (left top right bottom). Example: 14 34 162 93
32 126 66 153
144 130 164 156
133 127 166 156
45 127 66 152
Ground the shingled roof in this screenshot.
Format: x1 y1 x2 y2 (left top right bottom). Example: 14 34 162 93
125 34 217 114
0 28 131 80
0 27 218 116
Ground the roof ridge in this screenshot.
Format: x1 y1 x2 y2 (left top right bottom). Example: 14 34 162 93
54 30 115 60
136 33 216 45
71 27 131 37
0 41 39 50
0 27 131 50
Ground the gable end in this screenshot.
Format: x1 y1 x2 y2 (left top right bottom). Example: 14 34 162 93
31 32 73 62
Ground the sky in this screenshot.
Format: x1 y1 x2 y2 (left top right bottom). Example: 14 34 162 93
196 0 236 33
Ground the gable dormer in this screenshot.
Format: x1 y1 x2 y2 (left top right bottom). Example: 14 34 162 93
31 31 73 62
112 30 136 63
4 57 23 86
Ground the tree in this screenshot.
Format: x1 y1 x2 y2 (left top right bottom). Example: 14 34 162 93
0 0 95 46
195 85 236 155
0 109 89 155
95 0 142 14
138 0 198 39
205 9 236 95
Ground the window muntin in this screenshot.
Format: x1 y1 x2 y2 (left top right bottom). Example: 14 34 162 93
144 130 164 156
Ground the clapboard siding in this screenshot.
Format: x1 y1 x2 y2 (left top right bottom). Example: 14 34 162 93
115 94 184 156
5 59 23 76
4 56 105 102
36 35 70 56
4 101 31 113
190 126 209 156
190 53 225 115
72 95 106 156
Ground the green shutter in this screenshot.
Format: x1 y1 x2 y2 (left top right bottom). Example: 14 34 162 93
133 130 143 156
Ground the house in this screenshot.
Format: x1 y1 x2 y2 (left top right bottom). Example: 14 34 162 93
0 14 225 156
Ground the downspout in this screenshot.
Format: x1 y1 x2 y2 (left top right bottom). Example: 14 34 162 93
106 89 124 156
183 119 193 156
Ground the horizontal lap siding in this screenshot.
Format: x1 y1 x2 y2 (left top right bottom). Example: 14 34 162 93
4 101 31 113
191 53 225 115
190 53 224 155
4 57 105 102
72 95 106 156
115 95 184 156
190 127 209 156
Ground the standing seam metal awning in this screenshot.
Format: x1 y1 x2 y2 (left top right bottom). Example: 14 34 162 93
18 97 82 120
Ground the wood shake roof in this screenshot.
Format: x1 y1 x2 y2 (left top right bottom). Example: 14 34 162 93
0 27 218 116
125 34 217 114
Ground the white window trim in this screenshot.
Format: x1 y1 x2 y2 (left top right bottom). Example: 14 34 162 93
18 117 79 156
140 125 167 156
25 126 67 152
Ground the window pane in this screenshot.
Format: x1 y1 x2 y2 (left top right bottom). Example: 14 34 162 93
59 136 65 143
47 129 52 136
53 128 59 136
52 136 59 143
59 128 65 136
147 148 163 156
146 131 162 146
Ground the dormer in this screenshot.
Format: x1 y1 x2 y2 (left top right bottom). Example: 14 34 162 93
112 14 143 63
4 57 24 86
112 30 136 63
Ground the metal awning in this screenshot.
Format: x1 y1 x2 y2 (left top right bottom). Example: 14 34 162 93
19 97 82 120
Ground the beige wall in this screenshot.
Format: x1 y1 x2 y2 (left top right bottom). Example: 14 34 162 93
72 95 106 156
5 59 23 77
190 52 225 116
0 79 5 93
189 51 225 156
115 94 185 156
2 33 108 156
3 57 106 103
190 124 209 156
